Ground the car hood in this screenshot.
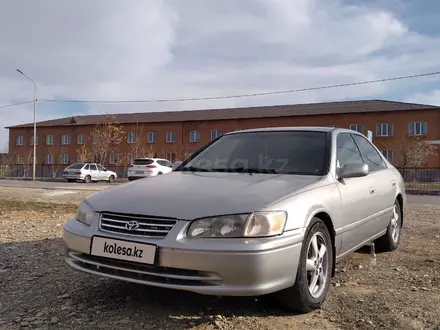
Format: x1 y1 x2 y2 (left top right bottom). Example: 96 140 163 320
86 172 321 220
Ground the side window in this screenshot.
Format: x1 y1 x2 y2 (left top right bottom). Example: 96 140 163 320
351 134 387 172
157 160 165 166
90 164 98 171
336 133 363 169
97 164 105 171
165 161 172 167
84 164 90 170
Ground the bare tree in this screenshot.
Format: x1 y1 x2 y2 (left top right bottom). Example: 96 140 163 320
394 137 438 167
47 145 64 178
128 122 147 159
90 115 126 164
76 143 92 163
0 144 13 177
22 149 34 177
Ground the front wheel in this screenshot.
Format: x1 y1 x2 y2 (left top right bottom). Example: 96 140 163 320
108 175 115 183
275 217 333 313
84 175 91 184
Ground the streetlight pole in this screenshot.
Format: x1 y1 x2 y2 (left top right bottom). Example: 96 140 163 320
16 69 37 181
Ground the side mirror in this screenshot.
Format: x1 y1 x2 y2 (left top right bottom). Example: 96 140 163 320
338 162 369 179
103 168 108 172
172 161 183 171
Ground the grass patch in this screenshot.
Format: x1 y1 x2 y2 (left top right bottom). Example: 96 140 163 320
0 199 78 213
405 182 440 190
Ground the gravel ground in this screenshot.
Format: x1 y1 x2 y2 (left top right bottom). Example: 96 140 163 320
0 187 439 330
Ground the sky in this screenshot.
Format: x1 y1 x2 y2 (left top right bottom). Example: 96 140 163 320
1 0 440 149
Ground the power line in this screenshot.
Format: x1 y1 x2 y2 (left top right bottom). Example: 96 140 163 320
36 70 440 104
0 100 34 109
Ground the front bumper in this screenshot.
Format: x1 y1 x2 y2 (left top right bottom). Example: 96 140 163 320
63 218 303 296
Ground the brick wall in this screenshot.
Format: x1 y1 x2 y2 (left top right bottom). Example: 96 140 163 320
7 108 440 167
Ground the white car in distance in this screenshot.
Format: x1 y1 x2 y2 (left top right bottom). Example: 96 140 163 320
62 162 118 183
127 158 173 181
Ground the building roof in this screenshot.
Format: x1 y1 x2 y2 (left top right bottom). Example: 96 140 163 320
5 99 439 129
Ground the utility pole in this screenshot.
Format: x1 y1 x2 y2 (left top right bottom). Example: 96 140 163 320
16 69 37 181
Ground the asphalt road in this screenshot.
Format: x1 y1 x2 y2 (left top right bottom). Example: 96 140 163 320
0 179 119 191
0 179 439 205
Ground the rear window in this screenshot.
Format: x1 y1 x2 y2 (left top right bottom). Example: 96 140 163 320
133 159 154 165
66 163 85 170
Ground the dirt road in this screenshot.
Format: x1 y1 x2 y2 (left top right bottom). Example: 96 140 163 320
0 188 439 330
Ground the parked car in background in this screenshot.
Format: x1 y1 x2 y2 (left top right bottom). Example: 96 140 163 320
62 162 117 183
127 158 173 181
63 127 406 313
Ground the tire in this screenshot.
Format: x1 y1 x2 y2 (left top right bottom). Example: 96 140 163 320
275 217 333 313
374 199 402 252
158 172 163 175
108 175 115 183
84 175 91 184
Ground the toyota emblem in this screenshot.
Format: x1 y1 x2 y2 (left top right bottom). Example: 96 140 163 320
125 220 140 231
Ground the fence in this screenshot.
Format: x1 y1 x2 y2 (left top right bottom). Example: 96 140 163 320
1 164 440 190
0 164 130 180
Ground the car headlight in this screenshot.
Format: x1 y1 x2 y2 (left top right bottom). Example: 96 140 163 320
187 211 287 238
75 201 96 226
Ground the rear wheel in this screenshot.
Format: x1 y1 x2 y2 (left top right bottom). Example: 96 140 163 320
374 199 402 252
275 217 333 313
84 175 91 184
108 175 115 183
158 172 163 175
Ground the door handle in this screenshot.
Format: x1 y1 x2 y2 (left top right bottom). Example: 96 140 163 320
369 187 375 194
392 181 396 187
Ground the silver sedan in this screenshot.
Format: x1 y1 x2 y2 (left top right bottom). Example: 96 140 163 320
63 126 406 313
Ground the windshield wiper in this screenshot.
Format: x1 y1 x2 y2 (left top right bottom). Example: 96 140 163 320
179 166 213 172
212 167 279 174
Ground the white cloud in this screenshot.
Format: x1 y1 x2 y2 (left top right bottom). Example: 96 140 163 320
1 0 440 148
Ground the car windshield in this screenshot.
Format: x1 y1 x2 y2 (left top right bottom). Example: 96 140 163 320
178 130 329 175
66 163 85 170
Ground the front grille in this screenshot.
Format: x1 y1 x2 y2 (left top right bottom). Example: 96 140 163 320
99 212 178 238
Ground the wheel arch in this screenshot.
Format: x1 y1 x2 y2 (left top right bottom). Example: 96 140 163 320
396 193 404 227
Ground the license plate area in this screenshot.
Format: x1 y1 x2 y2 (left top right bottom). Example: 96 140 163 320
90 236 156 265
135 171 144 174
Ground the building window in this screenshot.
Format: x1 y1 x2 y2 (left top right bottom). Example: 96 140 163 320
376 123 393 137
349 124 364 134
166 152 176 162
381 149 394 162
147 131 156 143
45 135 54 145
211 129 222 140
128 132 136 144
127 153 134 164
76 154 81 163
30 135 39 145
189 130 200 142
16 155 24 164
408 121 427 136
166 131 176 143
77 134 85 145
109 152 116 164
45 154 54 165
61 134 71 145
61 153 69 165
15 136 24 146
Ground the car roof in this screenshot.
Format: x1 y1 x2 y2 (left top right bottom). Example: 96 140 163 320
133 158 170 162
224 126 365 136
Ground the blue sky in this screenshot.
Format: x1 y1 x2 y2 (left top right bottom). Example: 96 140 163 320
1 0 440 148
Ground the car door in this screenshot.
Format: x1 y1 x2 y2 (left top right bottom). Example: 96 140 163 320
97 164 107 180
351 133 396 233
89 163 99 180
335 133 380 255
163 160 173 173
